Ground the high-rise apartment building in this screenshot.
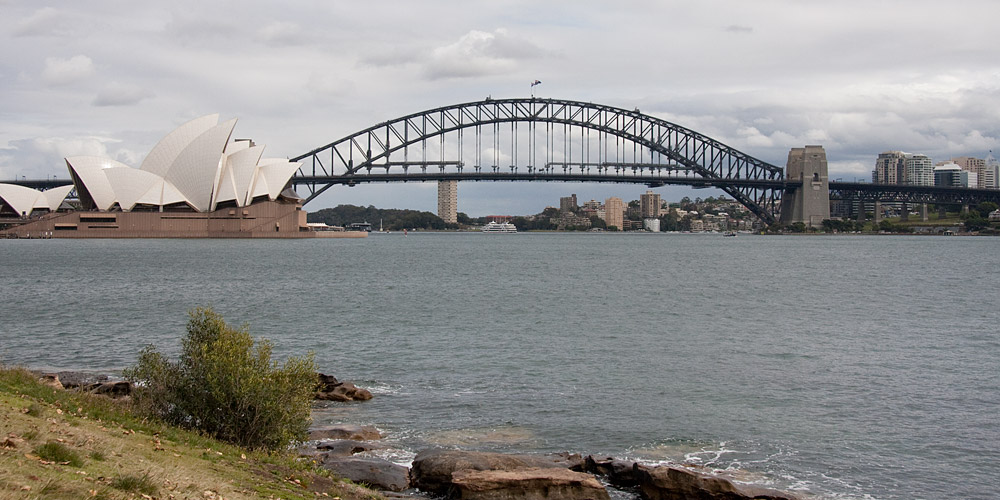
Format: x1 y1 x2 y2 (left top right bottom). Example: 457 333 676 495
559 194 578 213
604 197 624 230
984 152 999 189
935 164 977 188
873 151 906 184
904 153 934 186
952 156 987 188
640 190 661 218
437 180 457 224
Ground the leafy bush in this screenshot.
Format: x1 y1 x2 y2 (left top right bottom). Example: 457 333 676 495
123 307 317 450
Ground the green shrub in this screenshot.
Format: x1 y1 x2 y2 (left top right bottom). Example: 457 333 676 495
123 307 317 450
35 441 83 467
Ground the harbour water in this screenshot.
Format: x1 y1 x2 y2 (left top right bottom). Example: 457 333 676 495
1 233 998 499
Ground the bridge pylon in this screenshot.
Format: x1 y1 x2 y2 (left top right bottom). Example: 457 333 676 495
779 145 830 228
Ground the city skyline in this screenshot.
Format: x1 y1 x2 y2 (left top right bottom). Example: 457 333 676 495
3 1 999 216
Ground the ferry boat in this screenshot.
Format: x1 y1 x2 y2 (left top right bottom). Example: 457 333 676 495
481 221 517 233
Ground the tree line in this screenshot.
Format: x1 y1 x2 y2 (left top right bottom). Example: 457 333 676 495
307 204 451 230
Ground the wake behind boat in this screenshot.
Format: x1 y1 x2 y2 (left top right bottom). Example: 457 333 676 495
481 221 517 233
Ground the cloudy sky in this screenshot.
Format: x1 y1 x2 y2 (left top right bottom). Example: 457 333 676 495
2 1 999 215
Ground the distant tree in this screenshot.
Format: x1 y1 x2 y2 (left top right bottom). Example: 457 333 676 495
606 225 620 231
589 216 607 229
457 212 472 224
963 212 990 232
679 196 692 205
976 202 998 218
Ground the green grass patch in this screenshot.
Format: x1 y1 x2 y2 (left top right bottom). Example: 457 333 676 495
88 450 106 461
34 441 83 467
25 402 44 417
111 471 159 496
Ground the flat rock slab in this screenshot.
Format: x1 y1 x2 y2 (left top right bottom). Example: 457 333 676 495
451 467 610 500
308 424 382 441
410 449 584 494
321 456 410 492
636 465 798 500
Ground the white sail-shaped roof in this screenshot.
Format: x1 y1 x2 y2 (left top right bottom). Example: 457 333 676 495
0 184 44 216
103 167 163 211
140 114 220 177
162 118 237 212
41 184 74 210
66 156 131 211
0 183 73 217
213 145 265 209
255 160 302 201
64 115 300 214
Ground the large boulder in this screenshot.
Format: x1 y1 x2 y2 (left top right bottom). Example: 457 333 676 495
316 439 387 457
410 449 583 495
315 373 373 401
322 456 410 492
634 464 798 500
451 467 610 500
308 424 382 441
583 455 639 487
38 373 63 390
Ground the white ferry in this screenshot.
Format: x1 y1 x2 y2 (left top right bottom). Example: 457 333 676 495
481 221 517 233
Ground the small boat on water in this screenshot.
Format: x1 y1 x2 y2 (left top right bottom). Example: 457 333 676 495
481 221 517 233
723 231 737 237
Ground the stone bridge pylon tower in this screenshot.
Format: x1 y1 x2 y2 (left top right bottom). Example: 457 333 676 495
780 145 830 228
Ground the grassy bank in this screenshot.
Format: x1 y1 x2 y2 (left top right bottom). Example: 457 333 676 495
0 366 381 500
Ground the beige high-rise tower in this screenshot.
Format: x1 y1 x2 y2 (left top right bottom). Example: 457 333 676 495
604 197 624 230
438 180 458 224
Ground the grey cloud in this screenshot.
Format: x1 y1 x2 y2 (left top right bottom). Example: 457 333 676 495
93 82 155 107
13 7 76 37
724 25 753 34
40 55 94 85
256 21 310 47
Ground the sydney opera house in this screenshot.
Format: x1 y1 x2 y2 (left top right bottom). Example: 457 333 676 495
1 115 358 238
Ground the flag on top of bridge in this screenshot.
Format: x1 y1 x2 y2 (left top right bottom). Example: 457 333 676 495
531 80 542 87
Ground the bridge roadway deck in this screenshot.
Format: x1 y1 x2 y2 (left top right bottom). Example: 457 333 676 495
291 172 792 189
8 177 1000 205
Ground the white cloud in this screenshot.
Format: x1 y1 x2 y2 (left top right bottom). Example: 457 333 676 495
256 21 308 47
92 82 155 107
13 7 75 37
40 55 94 85
424 29 545 80
3 0 1000 213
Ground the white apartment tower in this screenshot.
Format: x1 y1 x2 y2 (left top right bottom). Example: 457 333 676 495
984 152 999 189
904 153 934 186
437 180 458 224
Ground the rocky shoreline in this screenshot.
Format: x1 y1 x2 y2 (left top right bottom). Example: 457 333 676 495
35 370 802 499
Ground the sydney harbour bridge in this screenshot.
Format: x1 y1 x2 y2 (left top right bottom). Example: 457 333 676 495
15 98 1000 226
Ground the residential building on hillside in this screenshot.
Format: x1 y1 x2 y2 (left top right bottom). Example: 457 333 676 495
873 151 906 184
904 153 934 186
935 163 977 188
951 157 987 188
437 180 457 223
640 190 661 218
604 197 624 230
559 194 578 212
983 152 998 189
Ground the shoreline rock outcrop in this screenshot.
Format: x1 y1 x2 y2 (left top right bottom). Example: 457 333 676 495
315 373 373 402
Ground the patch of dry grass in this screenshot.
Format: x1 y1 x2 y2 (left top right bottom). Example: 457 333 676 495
0 366 383 500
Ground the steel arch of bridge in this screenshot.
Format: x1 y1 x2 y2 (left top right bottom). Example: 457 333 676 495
291 98 785 223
